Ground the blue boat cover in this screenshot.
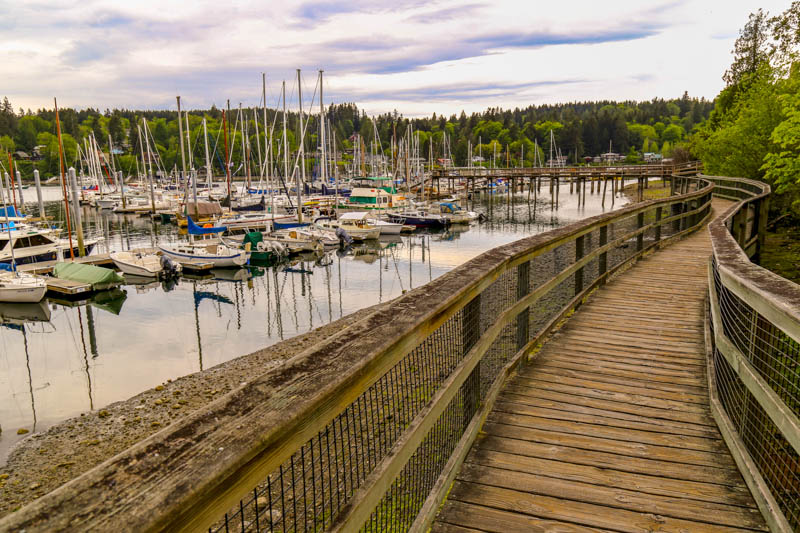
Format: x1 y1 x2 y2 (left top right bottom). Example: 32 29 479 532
187 216 227 235
0 206 22 218
273 221 309 231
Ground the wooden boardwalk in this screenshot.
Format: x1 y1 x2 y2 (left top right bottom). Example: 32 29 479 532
433 208 768 532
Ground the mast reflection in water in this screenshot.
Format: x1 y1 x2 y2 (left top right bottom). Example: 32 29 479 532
0 183 628 462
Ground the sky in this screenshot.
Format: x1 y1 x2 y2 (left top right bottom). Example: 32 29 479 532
2 0 794 117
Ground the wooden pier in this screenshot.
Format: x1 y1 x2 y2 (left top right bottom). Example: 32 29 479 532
16 253 114 275
432 200 768 532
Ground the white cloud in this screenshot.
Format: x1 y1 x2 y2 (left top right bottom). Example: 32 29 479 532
2 0 795 116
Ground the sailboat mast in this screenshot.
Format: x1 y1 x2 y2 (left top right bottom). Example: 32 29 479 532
144 120 157 213
54 98 75 260
203 118 211 191
319 70 326 194
282 81 288 200
240 103 250 190
297 69 305 190
222 109 231 200
177 96 187 179
263 73 273 214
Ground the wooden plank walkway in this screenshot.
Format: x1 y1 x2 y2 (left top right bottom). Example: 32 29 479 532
433 203 768 532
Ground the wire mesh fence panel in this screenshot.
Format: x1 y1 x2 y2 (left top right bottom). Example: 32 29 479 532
210 305 472 533
713 261 800 416
714 349 800 528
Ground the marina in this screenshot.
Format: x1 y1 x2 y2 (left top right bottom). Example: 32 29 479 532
0 182 628 463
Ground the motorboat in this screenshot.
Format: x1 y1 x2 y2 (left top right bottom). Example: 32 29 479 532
366 216 404 235
0 224 101 265
263 228 326 254
314 213 380 241
158 241 250 268
387 210 450 228
0 271 47 303
111 251 183 278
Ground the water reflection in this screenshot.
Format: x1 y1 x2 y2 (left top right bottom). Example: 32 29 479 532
0 183 629 462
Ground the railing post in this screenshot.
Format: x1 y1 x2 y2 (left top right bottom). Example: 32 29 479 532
516 261 530 350
599 225 608 281
575 234 585 295
654 206 662 242
636 212 644 252
756 196 769 262
461 294 481 430
671 202 681 233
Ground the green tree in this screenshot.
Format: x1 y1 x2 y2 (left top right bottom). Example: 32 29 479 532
762 66 800 213
661 124 684 144
724 9 771 85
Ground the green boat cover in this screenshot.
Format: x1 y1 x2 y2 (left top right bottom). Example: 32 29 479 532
242 231 263 248
53 262 124 291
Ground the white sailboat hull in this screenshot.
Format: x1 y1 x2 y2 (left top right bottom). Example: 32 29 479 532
157 244 249 268
0 273 47 303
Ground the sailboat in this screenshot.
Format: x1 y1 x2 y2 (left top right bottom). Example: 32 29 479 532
0 209 47 303
158 216 251 268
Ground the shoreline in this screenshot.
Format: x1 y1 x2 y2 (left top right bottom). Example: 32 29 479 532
0 302 388 518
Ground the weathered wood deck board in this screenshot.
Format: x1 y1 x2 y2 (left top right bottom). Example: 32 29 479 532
434 213 769 531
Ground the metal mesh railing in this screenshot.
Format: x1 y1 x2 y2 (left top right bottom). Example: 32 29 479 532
706 175 800 530
714 347 800 526
713 260 800 414
208 177 713 533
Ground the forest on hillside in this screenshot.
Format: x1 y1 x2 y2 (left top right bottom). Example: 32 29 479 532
0 93 710 182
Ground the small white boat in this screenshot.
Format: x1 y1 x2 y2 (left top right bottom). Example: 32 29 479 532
263 228 327 254
0 271 47 303
158 241 250 268
367 217 404 235
315 213 381 240
111 251 181 278
96 196 120 210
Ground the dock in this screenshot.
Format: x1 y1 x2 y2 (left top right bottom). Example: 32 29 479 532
17 253 114 275
44 277 93 296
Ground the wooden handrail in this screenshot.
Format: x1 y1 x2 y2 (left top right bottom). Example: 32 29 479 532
0 174 713 533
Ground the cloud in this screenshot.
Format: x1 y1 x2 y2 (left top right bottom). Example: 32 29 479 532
4 0 795 116
404 3 487 23
61 40 117 65
341 79 589 103
466 27 663 50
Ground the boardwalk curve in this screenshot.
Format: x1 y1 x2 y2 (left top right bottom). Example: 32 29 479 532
433 202 769 532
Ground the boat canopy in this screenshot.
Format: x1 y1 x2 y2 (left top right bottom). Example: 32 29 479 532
185 201 223 218
0 207 22 218
53 262 124 291
339 212 370 220
187 216 227 235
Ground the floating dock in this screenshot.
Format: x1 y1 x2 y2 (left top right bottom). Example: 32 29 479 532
17 254 115 275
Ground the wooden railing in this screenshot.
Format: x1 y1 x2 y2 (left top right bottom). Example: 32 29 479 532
431 161 702 180
705 175 800 532
0 172 714 533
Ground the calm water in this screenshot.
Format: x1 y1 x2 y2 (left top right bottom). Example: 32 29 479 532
0 183 629 462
